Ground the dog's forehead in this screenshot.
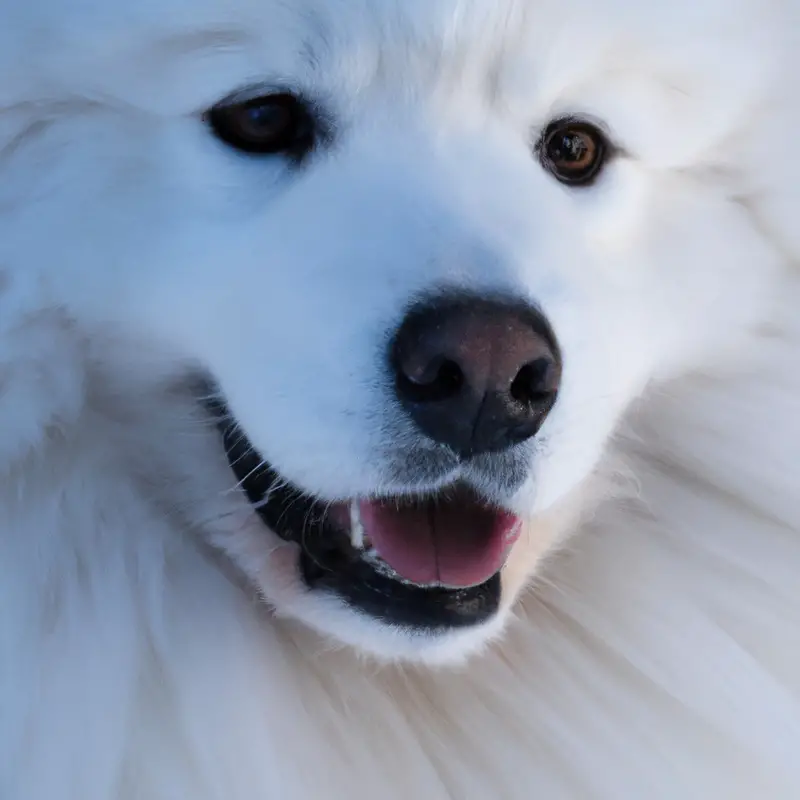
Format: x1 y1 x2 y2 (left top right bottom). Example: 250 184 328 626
0 0 774 119
4 0 525 88
1 0 761 75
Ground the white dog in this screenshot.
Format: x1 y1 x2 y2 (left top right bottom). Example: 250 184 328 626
0 0 798 796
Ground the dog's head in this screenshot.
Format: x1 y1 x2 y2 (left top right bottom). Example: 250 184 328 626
0 0 793 663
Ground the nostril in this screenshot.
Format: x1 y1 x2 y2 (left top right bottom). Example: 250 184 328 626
397 357 464 403
510 358 559 406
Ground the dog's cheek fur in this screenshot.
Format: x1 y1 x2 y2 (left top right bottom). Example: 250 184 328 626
741 24 800 266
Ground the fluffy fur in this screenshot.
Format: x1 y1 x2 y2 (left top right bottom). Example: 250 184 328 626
1 0 799 796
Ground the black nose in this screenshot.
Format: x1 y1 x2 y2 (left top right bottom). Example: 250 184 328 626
391 294 561 457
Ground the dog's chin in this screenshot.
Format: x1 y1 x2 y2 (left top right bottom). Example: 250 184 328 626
211 404 543 665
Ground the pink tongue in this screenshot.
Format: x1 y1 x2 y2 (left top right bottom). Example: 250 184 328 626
358 490 521 588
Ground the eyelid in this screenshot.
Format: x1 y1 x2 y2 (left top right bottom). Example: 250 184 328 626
210 83 295 109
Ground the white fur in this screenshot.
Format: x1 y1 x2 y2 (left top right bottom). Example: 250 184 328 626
1 0 799 796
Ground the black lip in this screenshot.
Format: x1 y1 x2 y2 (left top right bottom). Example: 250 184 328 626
300 551 501 630
211 401 501 631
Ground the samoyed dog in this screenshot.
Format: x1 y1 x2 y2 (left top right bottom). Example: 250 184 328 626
0 0 798 796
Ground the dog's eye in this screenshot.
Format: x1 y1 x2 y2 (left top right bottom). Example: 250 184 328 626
538 120 608 186
206 92 315 159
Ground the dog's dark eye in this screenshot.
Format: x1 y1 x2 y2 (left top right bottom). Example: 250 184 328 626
538 120 608 186
207 92 315 159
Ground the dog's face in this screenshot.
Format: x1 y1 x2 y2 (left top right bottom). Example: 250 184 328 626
0 0 787 662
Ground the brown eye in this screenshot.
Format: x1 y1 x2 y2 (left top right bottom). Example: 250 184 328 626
539 120 608 186
207 92 316 159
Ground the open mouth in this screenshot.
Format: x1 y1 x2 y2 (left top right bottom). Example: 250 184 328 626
215 407 522 630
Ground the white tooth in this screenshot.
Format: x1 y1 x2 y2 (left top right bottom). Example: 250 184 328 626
349 500 365 550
